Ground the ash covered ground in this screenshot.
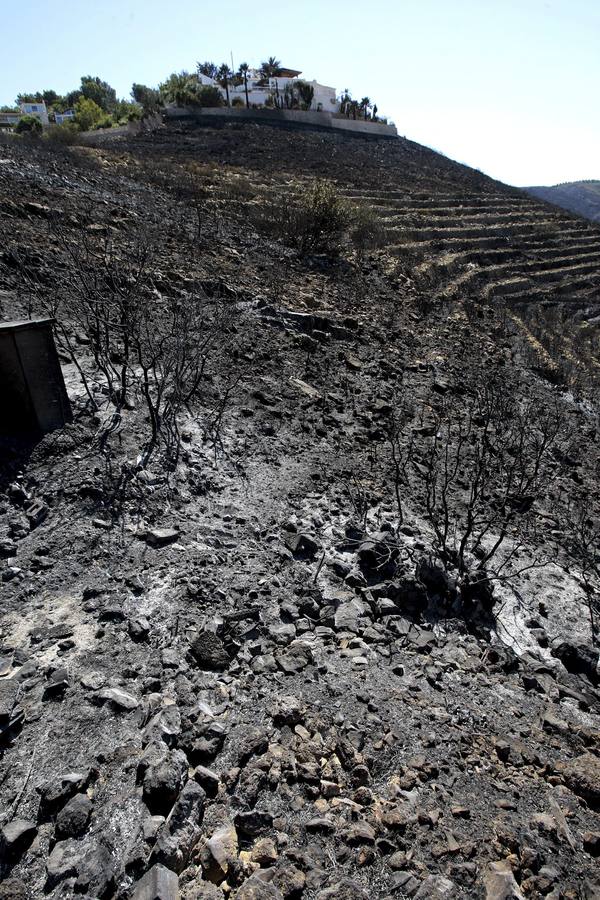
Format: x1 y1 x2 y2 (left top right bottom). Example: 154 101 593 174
0 124 599 899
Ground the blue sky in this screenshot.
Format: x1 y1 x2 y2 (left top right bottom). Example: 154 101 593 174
2 0 599 186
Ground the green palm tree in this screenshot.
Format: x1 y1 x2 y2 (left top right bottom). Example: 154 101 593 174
260 56 281 78
238 62 250 108
360 97 371 120
217 63 232 107
372 103 378 121
159 71 199 107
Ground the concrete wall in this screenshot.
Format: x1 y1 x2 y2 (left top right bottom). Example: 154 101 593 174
166 106 398 138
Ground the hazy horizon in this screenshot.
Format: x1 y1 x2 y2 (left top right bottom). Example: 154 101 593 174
2 0 599 187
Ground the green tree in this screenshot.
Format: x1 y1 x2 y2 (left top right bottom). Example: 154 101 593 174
295 80 315 111
217 64 232 106
131 87 151 114
359 97 371 120
15 115 42 135
42 90 62 107
131 84 161 115
238 62 250 108
260 56 281 78
16 93 42 104
159 72 200 107
74 96 105 131
198 86 224 107
79 76 117 112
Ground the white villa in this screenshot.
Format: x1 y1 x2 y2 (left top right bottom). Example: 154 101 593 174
199 66 339 113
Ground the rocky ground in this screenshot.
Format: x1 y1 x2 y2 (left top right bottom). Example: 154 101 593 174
0 125 599 899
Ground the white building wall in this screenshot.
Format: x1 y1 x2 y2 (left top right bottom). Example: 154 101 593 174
196 71 339 113
20 102 49 126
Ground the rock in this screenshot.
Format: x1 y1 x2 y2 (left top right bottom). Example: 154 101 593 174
189 631 231 671
317 878 370 899
236 877 284 900
129 617 151 641
132 864 180 900
193 765 220 797
277 641 313 675
484 861 525 899
179 721 227 764
251 837 278 866
306 817 335 834
583 831 600 857
143 706 182 747
55 793 93 839
0 678 19 725
181 883 222 900
0 878 27 900
143 528 180 548
42 666 69 699
414 875 456 898
144 816 166 843
555 753 600 807
151 781 206 873
234 808 274 837
551 641 599 685
73 840 116 896
284 532 321 559
271 865 306 897
97 686 139 710
237 725 269 766
345 821 376 845
0 539 17 558
46 839 81 887
389 871 420 894
201 822 238 882
0 818 37 860
39 770 91 818
143 749 189 816
335 597 367 632
381 806 408 832
98 603 126 622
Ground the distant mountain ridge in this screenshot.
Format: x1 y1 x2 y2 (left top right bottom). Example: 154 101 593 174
525 180 600 222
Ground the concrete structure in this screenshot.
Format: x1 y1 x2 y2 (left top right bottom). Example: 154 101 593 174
0 319 72 436
200 67 339 113
166 105 398 138
54 109 75 126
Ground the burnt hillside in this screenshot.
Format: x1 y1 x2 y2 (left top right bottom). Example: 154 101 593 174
0 124 599 900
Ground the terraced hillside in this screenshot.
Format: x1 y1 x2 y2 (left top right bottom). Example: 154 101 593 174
340 187 600 308
124 120 600 383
